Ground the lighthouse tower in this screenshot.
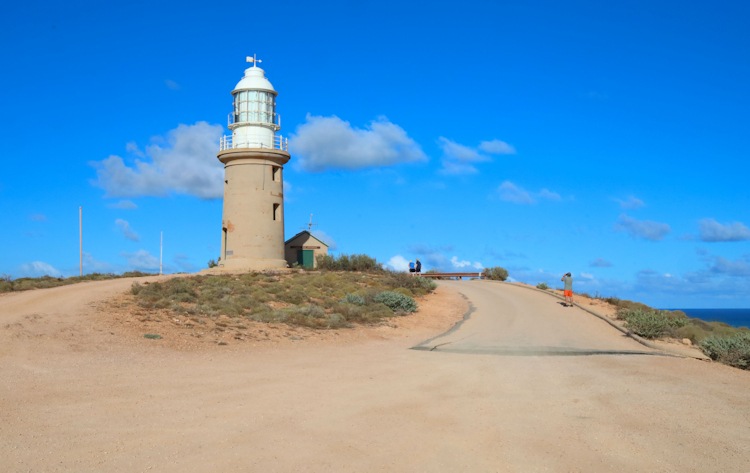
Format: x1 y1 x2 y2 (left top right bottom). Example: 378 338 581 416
217 56 290 270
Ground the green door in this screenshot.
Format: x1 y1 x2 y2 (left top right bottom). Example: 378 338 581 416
297 249 314 269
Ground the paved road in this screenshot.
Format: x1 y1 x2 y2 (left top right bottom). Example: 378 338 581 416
2 278 749 472
415 280 657 356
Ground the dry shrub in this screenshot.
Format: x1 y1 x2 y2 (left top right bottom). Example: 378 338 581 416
620 308 688 339
700 333 750 369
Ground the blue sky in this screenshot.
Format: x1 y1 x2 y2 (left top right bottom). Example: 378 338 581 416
1 0 749 308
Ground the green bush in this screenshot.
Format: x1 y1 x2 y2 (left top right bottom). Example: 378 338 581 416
373 291 417 314
274 304 349 329
120 271 153 278
483 267 509 281
131 282 144 295
536 282 549 290
316 253 383 272
700 332 750 369
277 304 325 326
675 324 710 344
341 293 366 306
619 308 688 339
384 271 436 296
603 297 651 312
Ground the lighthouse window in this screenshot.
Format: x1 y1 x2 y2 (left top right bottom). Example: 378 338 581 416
234 90 276 125
272 203 280 221
272 166 280 182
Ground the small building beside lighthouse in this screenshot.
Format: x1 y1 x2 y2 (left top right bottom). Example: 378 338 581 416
284 230 329 269
217 56 290 270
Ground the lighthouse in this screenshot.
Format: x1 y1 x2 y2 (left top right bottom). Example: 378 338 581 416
217 56 290 270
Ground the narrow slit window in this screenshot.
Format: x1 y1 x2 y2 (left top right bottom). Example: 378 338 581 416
272 166 280 182
273 203 280 221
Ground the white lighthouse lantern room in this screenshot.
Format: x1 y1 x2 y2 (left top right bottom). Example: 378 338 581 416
217 56 290 270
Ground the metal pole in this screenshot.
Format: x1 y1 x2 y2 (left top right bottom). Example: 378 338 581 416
79 206 82 276
159 231 163 275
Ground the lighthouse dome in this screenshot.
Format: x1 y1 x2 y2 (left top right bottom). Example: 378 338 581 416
233 66 276 93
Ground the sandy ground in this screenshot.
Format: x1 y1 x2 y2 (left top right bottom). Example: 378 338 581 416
1 277 749 472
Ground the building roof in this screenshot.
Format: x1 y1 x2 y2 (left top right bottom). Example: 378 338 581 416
284 230 328 247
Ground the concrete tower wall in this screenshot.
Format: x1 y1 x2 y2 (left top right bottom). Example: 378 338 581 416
218 149 290 270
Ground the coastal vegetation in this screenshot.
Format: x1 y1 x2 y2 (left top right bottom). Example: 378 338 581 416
129 269 433 329
4 263 748 369
315 253 382 272
700 332 750 369
600 296 750 369
0 272 154 293
617 307 688 339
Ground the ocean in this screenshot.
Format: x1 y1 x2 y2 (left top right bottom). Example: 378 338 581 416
666 308 750 329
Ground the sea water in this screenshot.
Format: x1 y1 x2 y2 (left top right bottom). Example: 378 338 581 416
666 308 750 329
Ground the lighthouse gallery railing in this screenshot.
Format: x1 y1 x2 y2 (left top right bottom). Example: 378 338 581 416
219 135 289 152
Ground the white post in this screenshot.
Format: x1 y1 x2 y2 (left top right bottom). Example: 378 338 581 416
159 231 163 276
79 206 82 276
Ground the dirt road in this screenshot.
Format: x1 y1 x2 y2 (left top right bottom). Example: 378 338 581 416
1 278 749 472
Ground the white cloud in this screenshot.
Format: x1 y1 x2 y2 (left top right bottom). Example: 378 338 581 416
450 256 483 270
497 181 534 204
115 219 140 242
583 90 608 101
289 115 427 172
125 141 145 157
164 79 181 90
538 188 562 201
172 253 197 273
590 258 613 268
699 218 750 242
91 122 225 199
438 137 515 175
109 200 138 210
122 249 160 271
709 255 750 277
615 195 645 210
632 264 750 299
479 139 516 155
19 261 62 277
405 244 454 271
394 246 482 272
495 181 560 205
615 214 671 241
82 252 117 274
386 255 410 272
439 137 490 163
